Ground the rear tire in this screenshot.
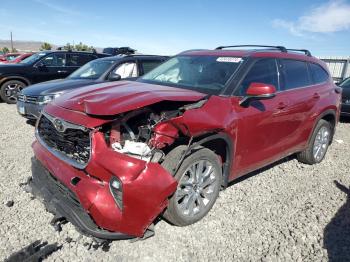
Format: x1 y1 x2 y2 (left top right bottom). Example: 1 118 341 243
297 119 332 164
162 146 222 226
0 80 26 104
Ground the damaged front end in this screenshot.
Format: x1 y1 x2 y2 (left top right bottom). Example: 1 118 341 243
30 98 210 240
102 100 207 163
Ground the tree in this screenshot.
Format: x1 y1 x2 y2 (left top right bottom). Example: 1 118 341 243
62 42 94 52
2 47 9 54
63 43 74 51
74 42 93 51
40 42 52 50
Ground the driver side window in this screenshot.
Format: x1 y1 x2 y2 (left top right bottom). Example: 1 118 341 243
114 62 138 78
40 53 66 67
236 59 278 96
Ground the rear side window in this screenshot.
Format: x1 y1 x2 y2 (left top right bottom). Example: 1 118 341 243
280 59 311 90
140 60 163 74
236 58 278 96
309 63 329 84
67 54 96 66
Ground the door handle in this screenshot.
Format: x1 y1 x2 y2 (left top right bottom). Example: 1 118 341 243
276 102 287 110
57 70 67 73
313 93 320 100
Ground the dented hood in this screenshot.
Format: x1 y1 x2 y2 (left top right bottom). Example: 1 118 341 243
54 81 206 116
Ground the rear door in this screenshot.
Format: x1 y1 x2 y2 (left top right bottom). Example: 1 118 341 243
277 59 319 153
232 58 293 175
32 52 67 83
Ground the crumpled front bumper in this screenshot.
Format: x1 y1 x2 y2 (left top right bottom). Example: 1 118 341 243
30 157 133 240
31 133 178 238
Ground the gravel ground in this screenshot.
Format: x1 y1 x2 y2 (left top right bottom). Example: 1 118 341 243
0 103 349 261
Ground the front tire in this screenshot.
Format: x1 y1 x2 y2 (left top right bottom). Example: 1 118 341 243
162 146 222 226
297 119 332 164
0 80 26 104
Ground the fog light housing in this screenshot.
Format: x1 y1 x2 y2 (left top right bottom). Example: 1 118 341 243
109 176 123 210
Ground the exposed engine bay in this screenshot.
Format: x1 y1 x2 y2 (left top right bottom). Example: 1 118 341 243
102 100 207 162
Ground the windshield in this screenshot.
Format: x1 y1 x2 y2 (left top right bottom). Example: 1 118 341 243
340 78 350 88
68 59 115 80
20 52 47 64
6 54 20 61
139 55 244 95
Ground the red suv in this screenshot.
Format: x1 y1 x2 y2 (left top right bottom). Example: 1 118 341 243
29 45 341 240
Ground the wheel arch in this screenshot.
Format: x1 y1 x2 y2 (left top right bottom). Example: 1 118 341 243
192 132 233 188
0 76 31 87
308 109 337 145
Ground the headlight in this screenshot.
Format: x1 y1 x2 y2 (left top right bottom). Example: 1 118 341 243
37 93 62 105
109 176 123 210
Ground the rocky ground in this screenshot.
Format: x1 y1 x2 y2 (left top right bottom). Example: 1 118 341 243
0 103 349 261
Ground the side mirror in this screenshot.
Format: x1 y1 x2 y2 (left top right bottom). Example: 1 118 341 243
240 82 276 107
35 62 46 68
108 72 121 81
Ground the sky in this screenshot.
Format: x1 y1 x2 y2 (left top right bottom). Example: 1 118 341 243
0 0 349 56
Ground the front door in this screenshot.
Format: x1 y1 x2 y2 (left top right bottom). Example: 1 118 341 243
232 58 293 176
32 53 67 83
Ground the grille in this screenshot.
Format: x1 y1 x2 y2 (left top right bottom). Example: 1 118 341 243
37 114 91 166
18 94 38 103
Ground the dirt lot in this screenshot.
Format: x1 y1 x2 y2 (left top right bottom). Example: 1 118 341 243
0 103 349 261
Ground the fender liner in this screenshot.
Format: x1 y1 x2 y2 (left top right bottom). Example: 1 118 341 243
191 132 233 188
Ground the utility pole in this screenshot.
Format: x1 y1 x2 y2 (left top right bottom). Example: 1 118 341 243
10 31 14 52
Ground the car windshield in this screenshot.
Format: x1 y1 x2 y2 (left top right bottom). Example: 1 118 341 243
20 52 48 64
6 54 20 61
340 78 350 88
139 55 244 95
68 60 115 80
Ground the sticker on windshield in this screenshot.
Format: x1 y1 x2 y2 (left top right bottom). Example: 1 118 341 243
217 57 242 63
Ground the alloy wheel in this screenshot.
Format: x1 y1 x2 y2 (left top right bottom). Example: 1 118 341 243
313 126 330 162
175 160 218 217
4 83 24 102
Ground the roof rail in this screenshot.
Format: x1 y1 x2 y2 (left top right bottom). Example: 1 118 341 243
215 45 287 53
215 45 312 57
286 49 312 57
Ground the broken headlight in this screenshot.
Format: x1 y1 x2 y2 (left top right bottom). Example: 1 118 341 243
109 176 123 210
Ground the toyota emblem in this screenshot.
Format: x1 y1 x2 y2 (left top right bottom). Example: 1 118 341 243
53 118 65 132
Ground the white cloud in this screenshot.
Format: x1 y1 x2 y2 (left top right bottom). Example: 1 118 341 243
33 0 80 16
273 0 350 36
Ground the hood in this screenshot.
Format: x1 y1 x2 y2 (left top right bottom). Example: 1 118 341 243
22 79 98 96
54 81 207 116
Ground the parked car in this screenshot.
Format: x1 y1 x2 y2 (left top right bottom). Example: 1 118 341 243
0 53 21 63
337 77 350 116
1 53 34 64
29 45 341 240
17 54 168 120
0 50 109 103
